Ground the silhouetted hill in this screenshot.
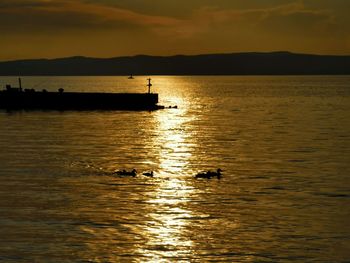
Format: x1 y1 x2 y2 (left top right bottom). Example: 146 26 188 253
0 52 350 75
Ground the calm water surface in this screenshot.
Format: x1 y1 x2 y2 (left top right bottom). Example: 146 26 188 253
0 76 349 262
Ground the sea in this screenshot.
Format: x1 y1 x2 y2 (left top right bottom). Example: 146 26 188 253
0 76 349 262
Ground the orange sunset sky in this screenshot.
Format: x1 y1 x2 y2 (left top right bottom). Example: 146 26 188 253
1 0 349 60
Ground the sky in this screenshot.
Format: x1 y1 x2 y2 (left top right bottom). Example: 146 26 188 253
0 0 349 60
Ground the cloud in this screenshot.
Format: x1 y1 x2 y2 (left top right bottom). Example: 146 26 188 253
257 2 336 36
0 0 181 33
182 2 335 33
133 1 339 40
0 0 339 37
0 0 348 59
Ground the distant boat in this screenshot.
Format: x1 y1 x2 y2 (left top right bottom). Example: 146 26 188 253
128 74 134 79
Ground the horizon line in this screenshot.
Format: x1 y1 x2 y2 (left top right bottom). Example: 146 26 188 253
2 51 350 63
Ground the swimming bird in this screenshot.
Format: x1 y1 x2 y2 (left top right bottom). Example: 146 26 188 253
115 169 137 177
195 168 223 179
143 171 154 177
208 168 223 179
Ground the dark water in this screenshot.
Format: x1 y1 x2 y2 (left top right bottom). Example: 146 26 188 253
0 76 349 262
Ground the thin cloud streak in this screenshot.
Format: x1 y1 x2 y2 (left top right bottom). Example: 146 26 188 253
0 0 180 30
0 0 336 35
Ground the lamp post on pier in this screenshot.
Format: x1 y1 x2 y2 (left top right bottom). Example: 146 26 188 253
147 78 152 94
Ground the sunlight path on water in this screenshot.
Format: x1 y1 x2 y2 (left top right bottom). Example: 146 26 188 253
135 83 198 261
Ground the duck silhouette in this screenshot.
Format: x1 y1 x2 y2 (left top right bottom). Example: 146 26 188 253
143 171 154 177
195 168 223 179
115 169 137 177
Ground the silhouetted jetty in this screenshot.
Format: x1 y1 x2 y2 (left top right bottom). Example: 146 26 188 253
0 78 162 111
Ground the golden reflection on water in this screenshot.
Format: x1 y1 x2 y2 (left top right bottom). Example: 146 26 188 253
139 179 195 261
137 95 197 261
156 109 192 175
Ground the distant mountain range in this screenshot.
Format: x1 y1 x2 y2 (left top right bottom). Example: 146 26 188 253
0 52 350 75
